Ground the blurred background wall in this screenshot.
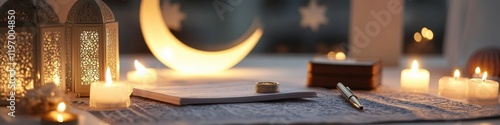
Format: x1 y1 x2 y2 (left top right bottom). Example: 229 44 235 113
101 0 445 55
2 0 499 67
104 0 352 54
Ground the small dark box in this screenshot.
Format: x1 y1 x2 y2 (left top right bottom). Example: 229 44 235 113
307 57 382 90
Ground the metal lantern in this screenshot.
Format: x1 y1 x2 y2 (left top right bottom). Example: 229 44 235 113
0 0 66 100
66 0 119 97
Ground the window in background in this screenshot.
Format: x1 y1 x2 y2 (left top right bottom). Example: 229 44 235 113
259 0 351 54
403 0 447 55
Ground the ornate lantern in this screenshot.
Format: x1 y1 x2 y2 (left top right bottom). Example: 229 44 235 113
66 0 119 97
0 0 66 101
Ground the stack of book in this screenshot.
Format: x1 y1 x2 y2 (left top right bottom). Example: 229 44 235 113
307 57 382 90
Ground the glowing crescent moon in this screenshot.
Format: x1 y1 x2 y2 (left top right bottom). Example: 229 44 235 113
140 0 263 74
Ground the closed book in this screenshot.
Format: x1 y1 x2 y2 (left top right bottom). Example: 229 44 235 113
132 81 317 106
307 57 382 90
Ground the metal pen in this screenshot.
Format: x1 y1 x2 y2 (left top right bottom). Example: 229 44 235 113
337 83 363 110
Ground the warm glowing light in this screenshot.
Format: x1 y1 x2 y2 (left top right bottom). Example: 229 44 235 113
425 29 434 40
105 67 112 85
421 27 429 37
327 51 335 60
335 52 346 60
482 72 488 81
57 114 63 122
411 60 419 71
57 102 66 112
475 67 481 74
134 60 147 73
454 69 460 78
140 0 263 74
54 75 60 86
414 32 422 42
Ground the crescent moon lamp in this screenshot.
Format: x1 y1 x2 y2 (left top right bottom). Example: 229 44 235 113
140 0 263 74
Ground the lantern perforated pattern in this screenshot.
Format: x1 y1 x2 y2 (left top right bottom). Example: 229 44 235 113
42 31 63 86
0 32 35 97
106 27 118 80
79 30 100 85
0 0 66 100
65 0 119 97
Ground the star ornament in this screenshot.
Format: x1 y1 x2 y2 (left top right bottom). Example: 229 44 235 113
299 0 328 32
162 1 186 31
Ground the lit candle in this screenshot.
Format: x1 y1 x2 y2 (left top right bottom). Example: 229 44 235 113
438 69 468 99
401 60 430 93
127 60 158 85
41 102 78 125
90 67 133 108
466 72 499 104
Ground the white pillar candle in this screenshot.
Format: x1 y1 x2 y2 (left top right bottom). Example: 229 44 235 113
466 72 499 104
90 67 133 109
127 60 158 85
401 60 430 93
438 69 468 99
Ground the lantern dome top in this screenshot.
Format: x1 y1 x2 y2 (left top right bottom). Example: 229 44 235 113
0 0 60 25
66 0 115 24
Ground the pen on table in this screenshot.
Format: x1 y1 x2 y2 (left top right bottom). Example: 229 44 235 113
337 83 364 110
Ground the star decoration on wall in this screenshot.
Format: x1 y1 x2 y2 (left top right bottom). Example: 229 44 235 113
299 0 328 32
162 1 186 31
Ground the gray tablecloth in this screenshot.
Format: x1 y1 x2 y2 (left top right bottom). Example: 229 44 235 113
72 88 500 125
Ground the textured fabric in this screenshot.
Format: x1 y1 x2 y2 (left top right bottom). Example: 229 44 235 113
72 88 500 125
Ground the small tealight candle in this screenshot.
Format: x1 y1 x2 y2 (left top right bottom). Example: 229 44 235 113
401 60 430 93
127 60 158 85
90 67 133 109
438 69 468 99
466 72 499 104
41 102 78 125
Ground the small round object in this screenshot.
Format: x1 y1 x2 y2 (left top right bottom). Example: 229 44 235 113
466 47 500 78
255 82 280 93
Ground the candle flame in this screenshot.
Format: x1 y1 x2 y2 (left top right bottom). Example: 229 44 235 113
134 60 147 73
411 60 419 71
57 114 63 122
106 67 112 85
475 67 481 74
335 52 346 60
482 72 488 81
57 102 66 112
454 69 460 78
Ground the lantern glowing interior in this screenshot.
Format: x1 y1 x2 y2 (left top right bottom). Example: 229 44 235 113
0 0 66 99
140 0 263 74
